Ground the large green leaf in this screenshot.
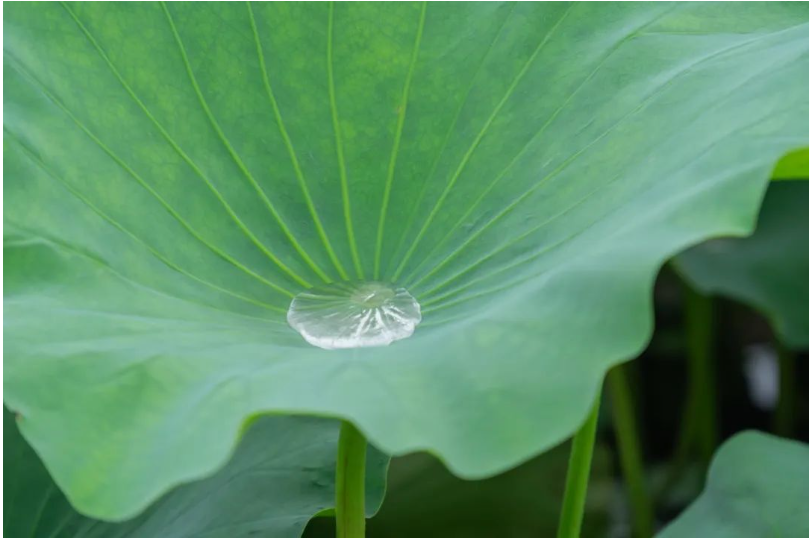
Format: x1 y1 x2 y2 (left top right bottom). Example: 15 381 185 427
657 431 808 537
673 181 809 348
4 1 808 519
4 408 388 537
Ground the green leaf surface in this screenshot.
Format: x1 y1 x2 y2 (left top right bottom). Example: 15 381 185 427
673 181 809 347
4 1 808 519
4 408 388 537
657 431 809 538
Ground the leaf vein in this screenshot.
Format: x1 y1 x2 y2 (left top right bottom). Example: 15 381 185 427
391 2 576 280
328 1 365 280
405 19 800 290
4 53 296 299
421 80 800 312
6 131 289 317
160 2 324 287
382 2 518 279
247 1 350 282
373 1 427 279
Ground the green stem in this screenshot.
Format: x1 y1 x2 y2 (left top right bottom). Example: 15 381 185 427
774 344 796 437
608 365 654 538
557 388 602 538
336 421 367 538
655 283 716 500
684 285 717 464
652 399 695 502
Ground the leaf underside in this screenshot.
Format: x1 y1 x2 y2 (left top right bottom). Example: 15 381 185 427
4 1 808 519
674 180 809 348
4 408 388 536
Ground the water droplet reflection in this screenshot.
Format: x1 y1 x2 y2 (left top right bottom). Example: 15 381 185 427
287 281 421 350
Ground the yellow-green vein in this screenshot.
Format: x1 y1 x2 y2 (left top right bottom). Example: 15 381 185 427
400 4 680 287
5 54 296 299
403 22 797 290
390 2 575 281
7 131 289 316
247 1 349 282
63 2 312 289
417 170 625 302
7 220 289 327
382 2 517 279
160 2 328 287
373 1 427 280
420 109 787 314
328 1 365 280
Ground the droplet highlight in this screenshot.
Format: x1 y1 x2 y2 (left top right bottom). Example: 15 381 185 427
287 281 421 350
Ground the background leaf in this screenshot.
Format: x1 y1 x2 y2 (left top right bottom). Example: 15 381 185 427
673 181 809 348
4 408 388 537
656 431 808 538
4 2 808 519
771 148 808 180
364 443 611 538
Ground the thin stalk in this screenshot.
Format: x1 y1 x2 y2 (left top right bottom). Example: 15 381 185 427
684 285 717 464
336 421 367 538
655 282 717 500
608 365 654 538
557 387 602 538
774 343 796 437
652 398 695 502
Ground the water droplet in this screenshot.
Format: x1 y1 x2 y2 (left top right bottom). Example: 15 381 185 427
287 281 421 350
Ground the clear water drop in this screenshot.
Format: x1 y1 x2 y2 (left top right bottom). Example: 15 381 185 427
287 281 421 350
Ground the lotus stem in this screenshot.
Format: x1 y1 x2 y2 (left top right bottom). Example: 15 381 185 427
336 421 367 538
655 281 716 500
684 285 717 464
608 364 654 538
557 387 602 538
774 343 796 436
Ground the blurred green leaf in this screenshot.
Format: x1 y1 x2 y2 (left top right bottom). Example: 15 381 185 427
674 181 809 348
657 431 808 538
4 409 388 537
772 148 808 180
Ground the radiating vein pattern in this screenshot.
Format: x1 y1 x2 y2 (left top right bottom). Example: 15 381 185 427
5 1 807 324
390 2 577 281
404 19 797 296
373 1 427 279
62 1 313 290
4 54 298 302
162 2 325 287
